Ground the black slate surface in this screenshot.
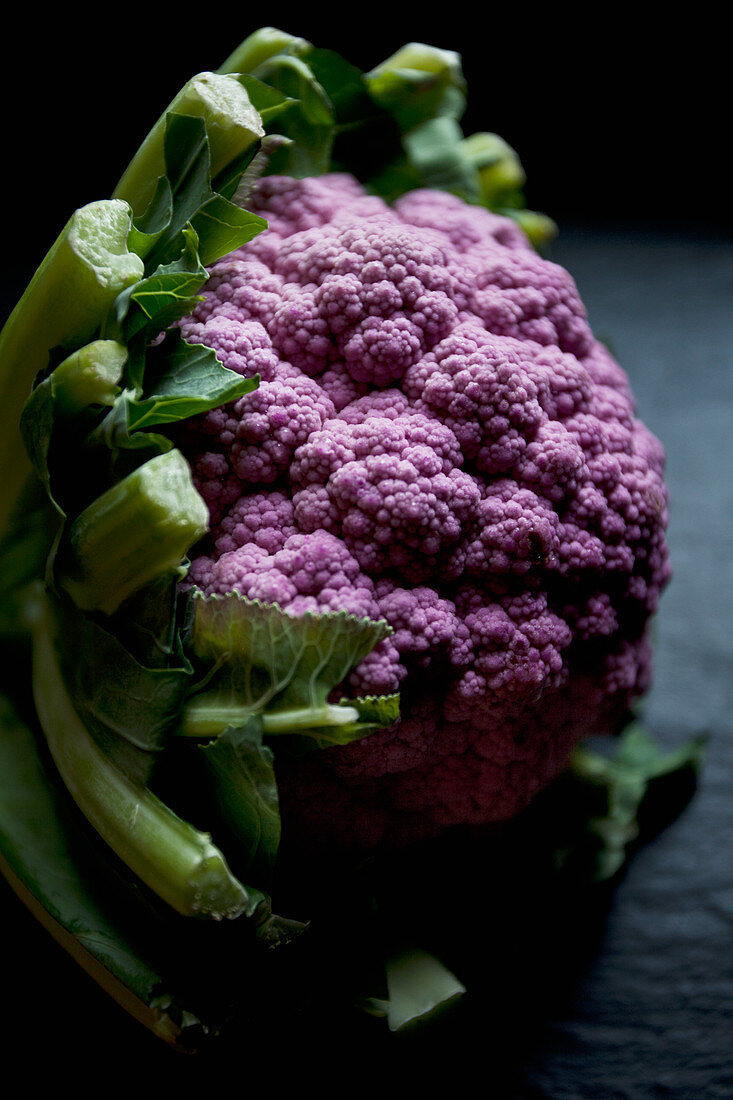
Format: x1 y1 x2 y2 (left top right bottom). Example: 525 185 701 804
1 222 731 1091
515 224 733 1099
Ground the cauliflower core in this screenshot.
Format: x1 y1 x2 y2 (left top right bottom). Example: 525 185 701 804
179 174 670 850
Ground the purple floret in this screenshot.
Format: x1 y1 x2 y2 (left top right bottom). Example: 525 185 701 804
228 375 336 484
179 172 671 851
394 188 531 253
248 173 390 236
213 489 298 556
199 530 369 608
468 247 595 357
290 412 480 580
463 480 561 576
179 316 279 380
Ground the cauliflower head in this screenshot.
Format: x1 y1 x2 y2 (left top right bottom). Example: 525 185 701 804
177 173 670 851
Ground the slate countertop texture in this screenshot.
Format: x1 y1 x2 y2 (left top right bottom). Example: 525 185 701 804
514 224 733 1099
1 222 731 1095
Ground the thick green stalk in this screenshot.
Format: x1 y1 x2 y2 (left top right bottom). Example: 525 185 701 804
218 27 311 76
20 340 126 466
383 946 466 1032
0 200 144 536
364 42 467 131
58 449 209 615
460 131 526 201
39 340 127 415
30 592 252 920
367 41 464 82
113 72 265 219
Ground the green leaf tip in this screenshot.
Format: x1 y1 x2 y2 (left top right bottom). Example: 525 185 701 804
287 693 401 749
365 42 467 129
27 340 126 418
569 722 708 881
121 330 259 433
461 131 526 199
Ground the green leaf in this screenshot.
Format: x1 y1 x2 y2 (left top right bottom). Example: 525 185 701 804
183 592 396 743
0 475 59 639
190 189 268 268
15 341 130 584
232 73 296 127
182 596 399 895
20 340 126 498
0 688 305 1047
362 155 423 204
0 692 204 1047
121 330 258 432
0 200 143 537
118 227 208 349
103 232 258 446
218 34 391 185
403 116 481 200
84 395 176 466
253 55 336 177
125 174 175 260
460 131 526 206
317 693 401 747
54 590 193 784
306 48 374 126
140 113 264 271
200 715 281 877
118 111 266 280
218 27 312 77
282 694 401 751
569 723 708 881
502 207 558 251
355 933 466 1032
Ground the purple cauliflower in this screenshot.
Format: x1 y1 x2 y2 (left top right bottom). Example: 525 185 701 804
177 173 671 852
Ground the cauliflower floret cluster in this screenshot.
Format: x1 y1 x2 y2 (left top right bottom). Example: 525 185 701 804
178 174 670 851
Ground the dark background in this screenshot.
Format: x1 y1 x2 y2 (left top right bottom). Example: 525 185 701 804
1 10 731 1095
3 11 729 279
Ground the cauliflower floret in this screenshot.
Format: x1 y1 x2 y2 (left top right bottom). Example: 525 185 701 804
178 315 279 380
468 246 595 357
290 412 480 580
183 374 335 509
213 489 299 556
180 173 671 851
463 480 562 576
393 187 531 254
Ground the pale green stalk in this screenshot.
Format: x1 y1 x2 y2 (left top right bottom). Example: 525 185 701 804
58 449 208 615
218 27 311 76
113 72 265 219
30 591 252 920
0 201 143 535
